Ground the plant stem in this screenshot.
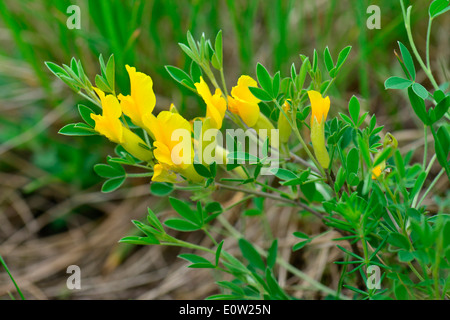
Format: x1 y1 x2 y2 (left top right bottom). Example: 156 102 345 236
417 168 444 208
400 1 440 90
273 99 325 177
202 227 218 246
215 182 325 220
126 172 154 178
0 255 25 300
426 18 433 71
412 154 437 208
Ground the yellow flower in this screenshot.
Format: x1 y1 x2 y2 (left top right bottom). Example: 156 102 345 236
308 90 330 169
91 88 153 162
371 133 396 179
118 65 156 129
195 77 227 129
228 75 261 127
371 163 385 179
152 163 178 183
143 111 203 183
278 100 292 144
308 90 330 127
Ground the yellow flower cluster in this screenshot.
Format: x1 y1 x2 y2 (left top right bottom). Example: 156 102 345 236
92 65 338 183
92 66 275 184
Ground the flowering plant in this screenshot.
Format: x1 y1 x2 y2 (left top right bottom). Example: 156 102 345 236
45 1 450 300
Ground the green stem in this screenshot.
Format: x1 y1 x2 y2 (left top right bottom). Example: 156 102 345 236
215 182 325 220
400 1 439 90
273 99 325 177
417 168 444 208
412 154 437 208
202 227 218 246
126 172 154 178
423 125 428 169
0 255 25 300
254 181 292 198
426 18 433 71
220 67 229 99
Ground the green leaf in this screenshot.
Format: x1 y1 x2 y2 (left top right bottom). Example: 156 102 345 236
292 241 309 251
227 151 259 163
106 54 115 91
410 171 427 200
373 146 393 167
256 63 273 97
165 65 195 88
248 87 272 102
194 162 212 178
190 60 203 83
394 282 409 300
398 42 416 80
387 233 410 250
312 49 318 72
270 168 298 180
205 202 223 214
94 164 125 178
216 281 245 296
238 238 265 271
45 61 69 78
348 96 360 126
436 126 450 155
297 57 309 90
429 0 450 18
96 74 110 94
430 96 450 123
243 209 261 216
102 176 126 193
357 135 372 167
78 105 96 128
272 71 280 98
384 77 413 89
335 46 352 72
147 208 164 233
58 123 97 136
432 126 450 179
293 231 309 239
164 218 201 232
407 87 430 125
210 161 217 178
324 46 334 73
179 42 198 62
394 149 406 178
211 30 223 70
131 220 160 243
215 240 224 267
267 240 278 269
119 236 158 245
398 250 414 263
169 197 201 226
150 182 174 196
178 253 211 265
412 83 429 100
346 148 359 177
70 57 79 76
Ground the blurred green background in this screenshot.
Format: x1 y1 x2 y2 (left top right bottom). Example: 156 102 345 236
0 0 448 299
